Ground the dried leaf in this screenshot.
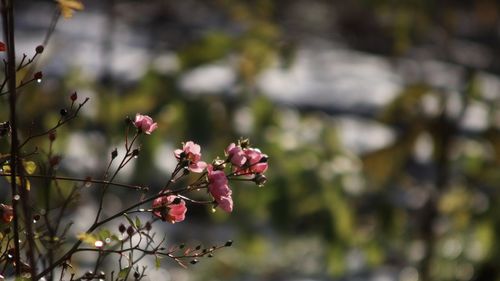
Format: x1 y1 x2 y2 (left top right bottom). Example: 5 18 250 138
57 0 84 19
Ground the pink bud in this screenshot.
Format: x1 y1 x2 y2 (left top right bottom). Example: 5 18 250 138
134 113 158 135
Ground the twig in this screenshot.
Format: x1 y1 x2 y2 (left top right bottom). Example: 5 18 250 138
35 185 196 280
1 0 23 276
19 97 90 149
0 173 149 191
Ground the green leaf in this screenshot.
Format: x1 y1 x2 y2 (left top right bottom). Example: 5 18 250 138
118 267 130 279
135 216 142 228
98 229 111 240
123 213 135 229
155 256 161 269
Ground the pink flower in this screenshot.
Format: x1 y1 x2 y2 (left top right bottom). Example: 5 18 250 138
134 114 158 135
207 165 233 212
152 195 187 223
244 148 268 174
174 141 207 173
217 196 233 213
225 143 247 167
228 144 268 175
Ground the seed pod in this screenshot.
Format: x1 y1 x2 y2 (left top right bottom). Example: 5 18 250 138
35 45 44 54
118 224 126 233
126 226 134 236
111 149 118 159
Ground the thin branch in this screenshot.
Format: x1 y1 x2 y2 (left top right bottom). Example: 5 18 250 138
35 185 195 280
19 97 90 149
0 173 149 191
0 76 38 96
1 0 22 276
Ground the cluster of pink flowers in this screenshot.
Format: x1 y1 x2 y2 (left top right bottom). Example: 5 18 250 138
132 114 189 223
142 132 267 223
172 140 234 213
207 165 233 212
152 194 187 223
226 143 268 175
174 141 207 173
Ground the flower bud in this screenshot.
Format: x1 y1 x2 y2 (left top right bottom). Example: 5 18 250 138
111 148 118 159
254 174 267 186
70 92 78 101
34 71 43 80
118 224 126 233
126 225 134 236
239 138 250 148
35 45 44 54
259 155 268 163
49 130 56 141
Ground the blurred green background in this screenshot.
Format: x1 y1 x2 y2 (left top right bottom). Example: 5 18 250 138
4 0 500 280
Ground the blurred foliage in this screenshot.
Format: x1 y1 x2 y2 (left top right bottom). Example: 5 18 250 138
2 0 500 280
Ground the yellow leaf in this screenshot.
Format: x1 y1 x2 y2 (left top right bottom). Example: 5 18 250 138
57 0 84 19
2 164 10 174
77 233 97 245
2 164 31 190
2 164 12 184
23 161 36 175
